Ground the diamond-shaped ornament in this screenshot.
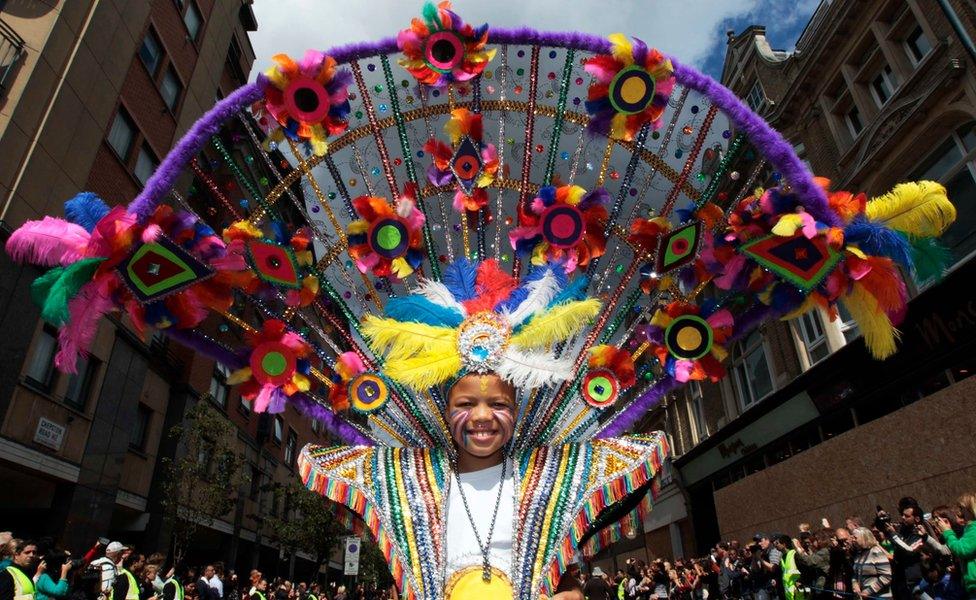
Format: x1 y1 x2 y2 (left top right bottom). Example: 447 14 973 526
739 233 842 291
117 235 214 303
450 136 484 196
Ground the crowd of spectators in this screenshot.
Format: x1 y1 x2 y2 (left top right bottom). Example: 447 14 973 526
0 535 393 600
2 491 973 600
570 492 976 600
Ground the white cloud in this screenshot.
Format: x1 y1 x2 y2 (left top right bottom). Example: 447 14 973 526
248 0 777 77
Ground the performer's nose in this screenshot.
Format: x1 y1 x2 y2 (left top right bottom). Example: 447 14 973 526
470 402 493 423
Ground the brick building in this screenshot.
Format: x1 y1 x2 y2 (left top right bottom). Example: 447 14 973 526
588 0 976 570
0 0 336 578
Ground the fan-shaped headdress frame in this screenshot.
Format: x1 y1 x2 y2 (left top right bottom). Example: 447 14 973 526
122 28 831 447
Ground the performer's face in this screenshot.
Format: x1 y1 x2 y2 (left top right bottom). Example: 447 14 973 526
446 373 516 460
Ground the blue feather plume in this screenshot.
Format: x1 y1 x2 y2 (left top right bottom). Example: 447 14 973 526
547 274 589 307
270 221 289 244
844 216 914 271
497 264 551 313
442 258 477 301
63 192 110 232
384 295 464 328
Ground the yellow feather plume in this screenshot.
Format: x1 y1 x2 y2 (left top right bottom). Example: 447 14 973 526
361 316 456 358
510 298 602 349
608 33 634 65
841 283 900 359
866 180 956 237
385 352 463 390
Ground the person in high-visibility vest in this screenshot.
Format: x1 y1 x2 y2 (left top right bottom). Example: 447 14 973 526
161 566 185 600
0 540 38 600
777 535 808 600
248 579 268 600
111 554 144 600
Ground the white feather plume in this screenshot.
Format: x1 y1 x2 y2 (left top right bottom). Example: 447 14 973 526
496 347 574 390
504 268 562 327
412 278 468 315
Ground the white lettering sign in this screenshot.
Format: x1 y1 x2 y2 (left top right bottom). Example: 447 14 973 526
34 417 65 450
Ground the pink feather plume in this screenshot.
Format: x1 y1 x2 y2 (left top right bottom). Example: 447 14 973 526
6 217 91 266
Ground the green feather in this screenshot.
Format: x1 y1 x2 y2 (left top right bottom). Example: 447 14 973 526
30 257 105 326
422 2 442 29
910 237 952 284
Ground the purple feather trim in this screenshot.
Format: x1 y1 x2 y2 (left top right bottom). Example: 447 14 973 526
164 329 372 446
126 83 264 222
596 377 682 439
127 28 825 231
290 392 374 446
670 59 838 227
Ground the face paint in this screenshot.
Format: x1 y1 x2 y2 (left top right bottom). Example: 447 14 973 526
449 408 471 449
491 406 514 444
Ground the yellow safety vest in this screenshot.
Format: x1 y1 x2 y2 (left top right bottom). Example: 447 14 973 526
109 569 139 600
6 566 34 600
250 590 267 600
163 578 183 600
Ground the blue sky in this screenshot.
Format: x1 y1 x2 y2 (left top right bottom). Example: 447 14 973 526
250 0 822 80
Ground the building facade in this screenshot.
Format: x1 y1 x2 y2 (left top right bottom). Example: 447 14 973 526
588 0 976 568
0 0 337 579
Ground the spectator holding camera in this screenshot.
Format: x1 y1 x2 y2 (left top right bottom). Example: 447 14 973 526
934 492 976 599
35 550 73 600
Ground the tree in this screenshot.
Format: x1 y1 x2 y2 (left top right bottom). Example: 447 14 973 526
357 536 394 590
159 397 247 564
264 483 345 580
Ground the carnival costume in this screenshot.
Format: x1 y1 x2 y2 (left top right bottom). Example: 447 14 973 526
5 3 958 599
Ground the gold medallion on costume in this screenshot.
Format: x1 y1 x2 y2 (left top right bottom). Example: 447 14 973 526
444 566 513 600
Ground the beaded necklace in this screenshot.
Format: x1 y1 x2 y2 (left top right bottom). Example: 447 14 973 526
451 456 508 583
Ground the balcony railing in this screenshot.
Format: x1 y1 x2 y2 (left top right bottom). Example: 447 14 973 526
0 17 26 92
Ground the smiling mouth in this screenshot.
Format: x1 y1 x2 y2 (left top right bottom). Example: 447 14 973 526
467 429 498 441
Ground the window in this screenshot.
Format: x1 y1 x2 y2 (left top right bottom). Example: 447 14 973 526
134 144 158 186
795 310 829 366
273 416 283 444
107 108 136 160
911 123 976 261
182 1 203 40
285 429 297 467
745 81 766 112
905 26 932 65
239 395 252 416
845 104 863 138
25 325 58 389
209 363 230 408
160 67 183 111
130 403 152 450
730 331 773 409
64 356 98 410
837 302 860 343
138 28 163 75
689 381 708 443
870 65 896 108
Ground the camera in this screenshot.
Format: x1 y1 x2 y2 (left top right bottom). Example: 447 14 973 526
873 505 892 530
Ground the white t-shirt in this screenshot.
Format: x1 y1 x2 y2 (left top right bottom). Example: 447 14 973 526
445 461 514 580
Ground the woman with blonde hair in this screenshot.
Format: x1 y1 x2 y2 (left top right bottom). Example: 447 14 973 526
851 527 892 598
935 492 976 598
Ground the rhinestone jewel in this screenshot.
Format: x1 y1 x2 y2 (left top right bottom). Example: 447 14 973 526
456 312 511 373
